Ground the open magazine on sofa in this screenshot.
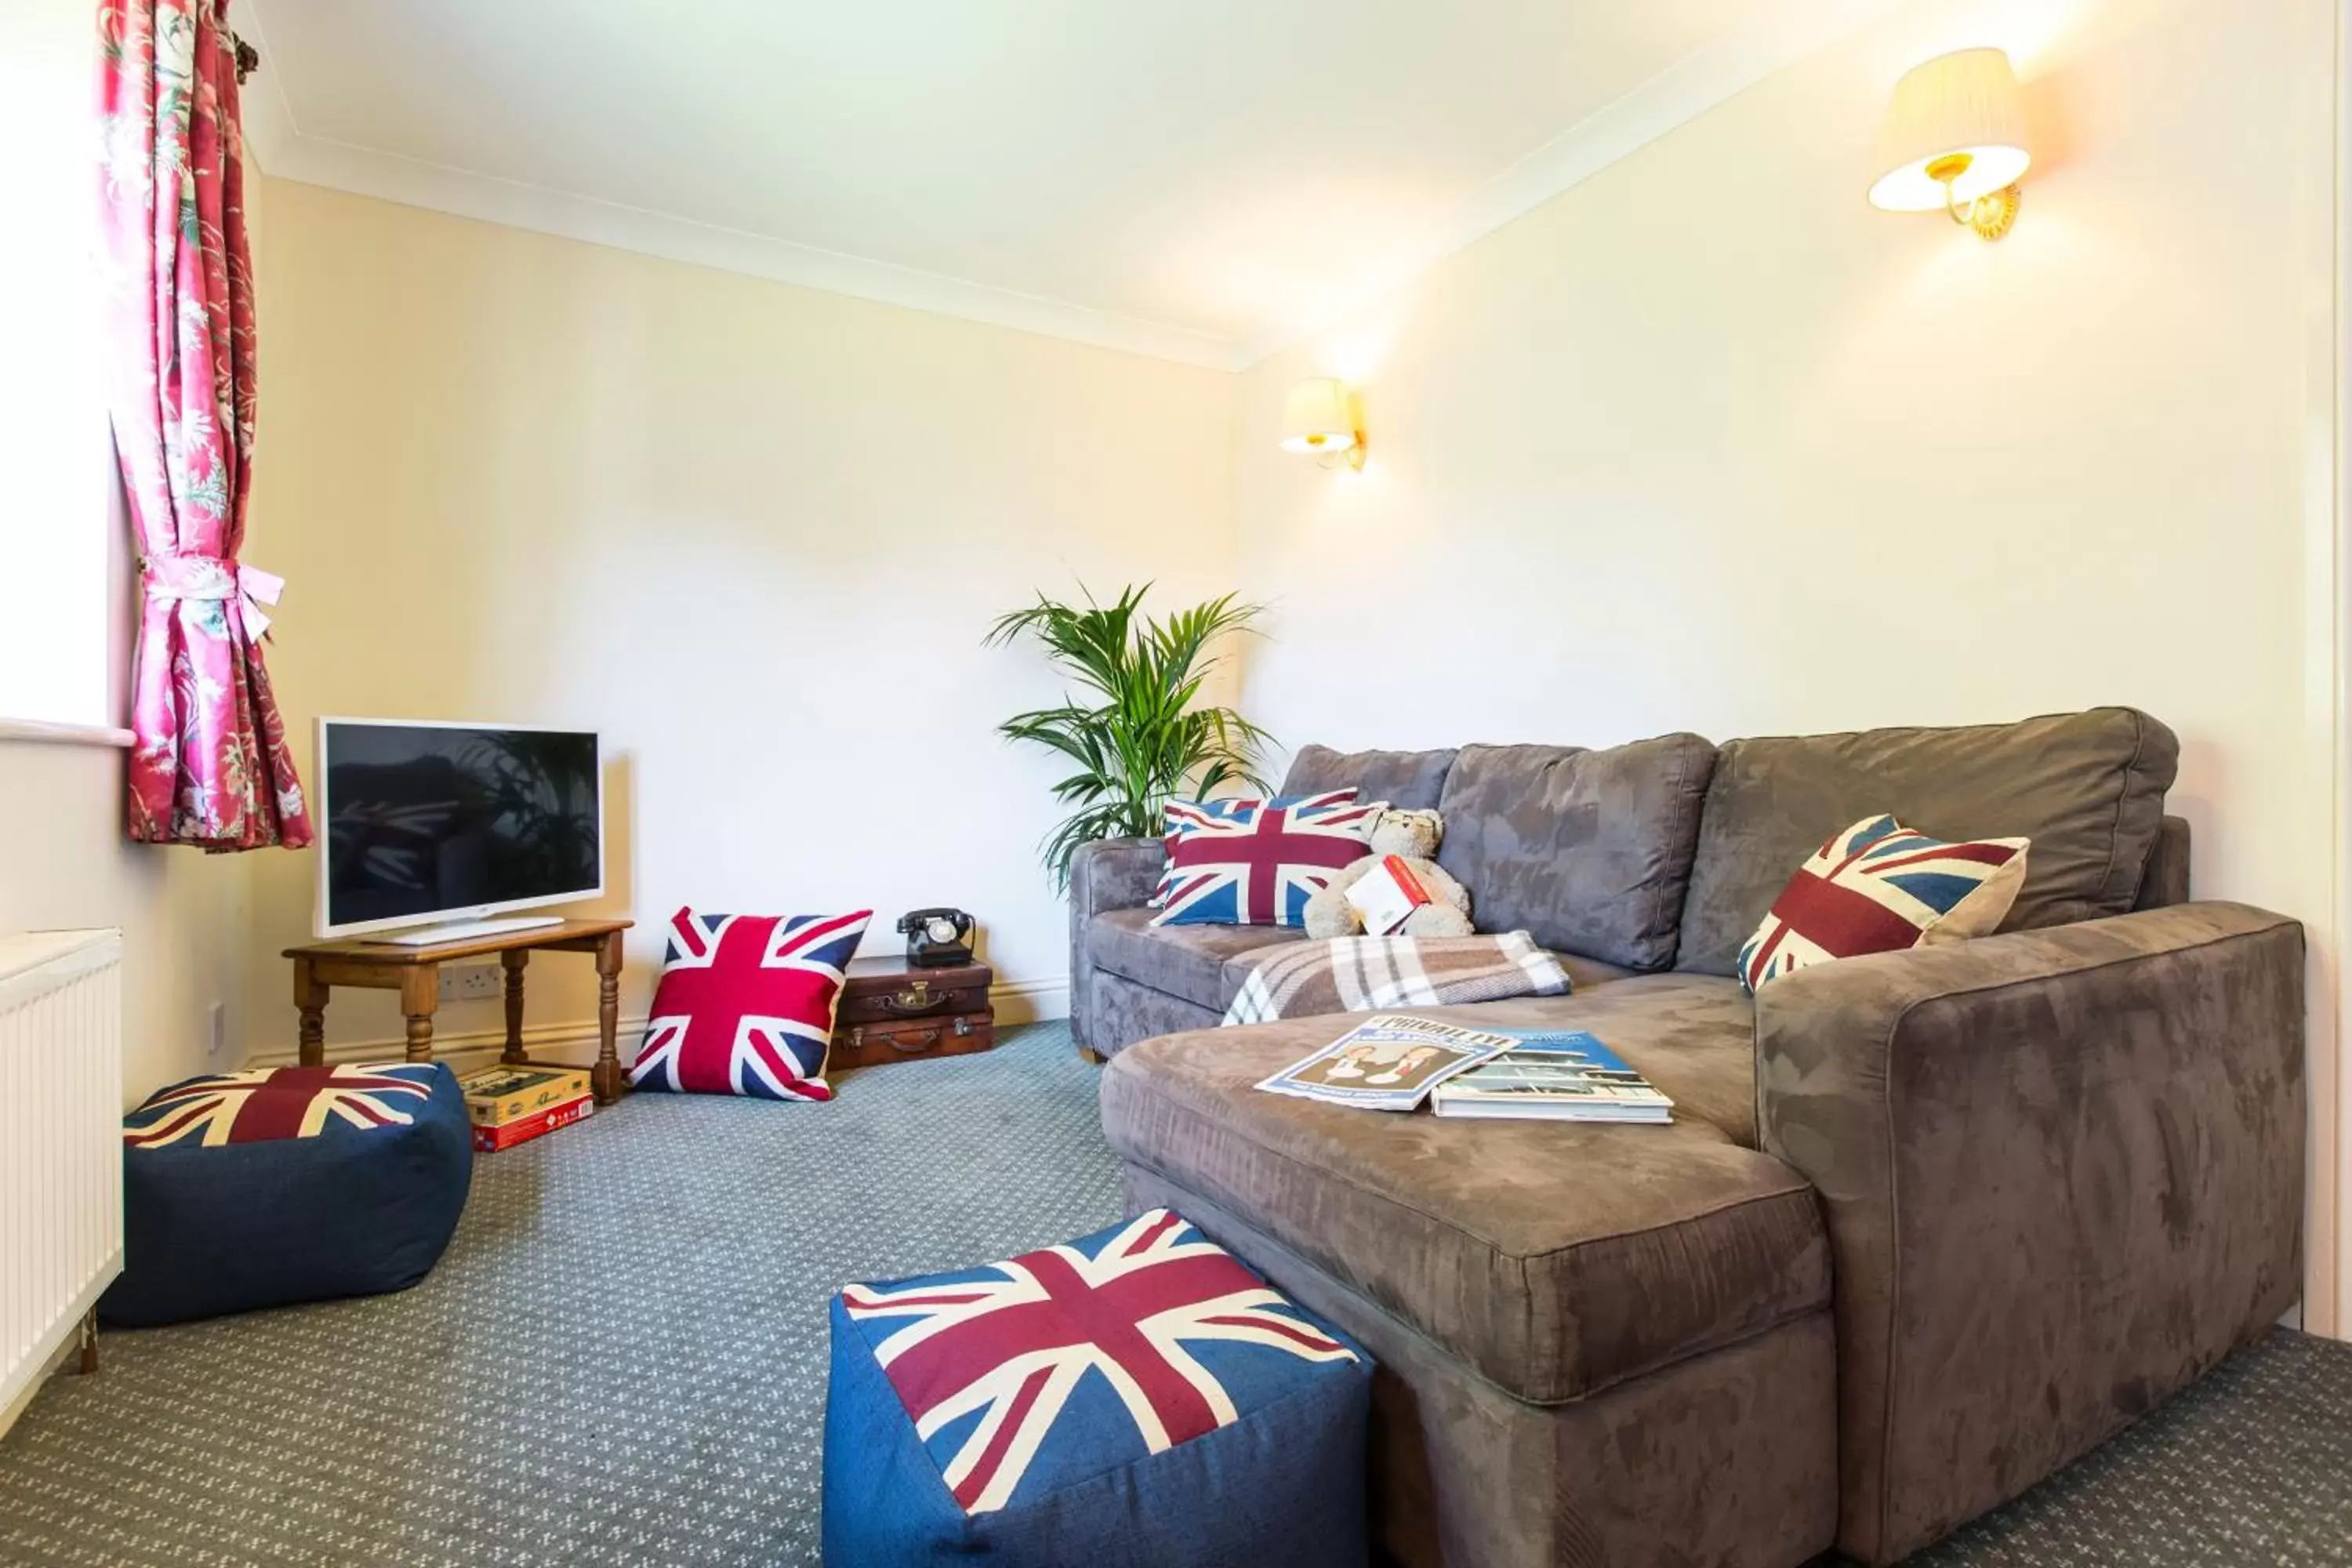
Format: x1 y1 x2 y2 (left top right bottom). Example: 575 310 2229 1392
1252 1014 1515 1111
1254 1014 1672 1122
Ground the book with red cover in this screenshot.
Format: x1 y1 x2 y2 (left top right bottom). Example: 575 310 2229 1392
472 1094 593 1152
1346 855 1434 936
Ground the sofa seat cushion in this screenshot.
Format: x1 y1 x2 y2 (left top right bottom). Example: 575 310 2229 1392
1087 909 1305 1011
1098 977 1830 1406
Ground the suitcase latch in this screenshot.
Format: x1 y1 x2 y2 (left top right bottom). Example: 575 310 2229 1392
881 979 938 1015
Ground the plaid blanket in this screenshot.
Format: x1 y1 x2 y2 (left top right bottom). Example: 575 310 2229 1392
1221 931 1571 1026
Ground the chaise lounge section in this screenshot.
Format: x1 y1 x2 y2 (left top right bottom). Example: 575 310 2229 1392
1079 710 2305 1566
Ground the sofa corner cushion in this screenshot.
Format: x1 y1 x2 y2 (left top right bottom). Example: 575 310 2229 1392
1097 982 1827 1406
1433 733 1718 971
1678 707 2179 978
1279 744 1459 811
1087 908 1304 1011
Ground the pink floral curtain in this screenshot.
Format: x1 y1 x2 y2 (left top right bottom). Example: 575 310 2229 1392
97 0 310 850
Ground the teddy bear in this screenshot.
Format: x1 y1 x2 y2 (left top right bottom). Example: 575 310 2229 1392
1301 808 1475 940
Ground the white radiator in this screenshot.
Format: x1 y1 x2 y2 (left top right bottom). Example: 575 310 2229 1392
0 930 123 1438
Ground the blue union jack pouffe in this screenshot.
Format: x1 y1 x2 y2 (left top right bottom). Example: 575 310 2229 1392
100 1062 473 1328
823 1209 1372 1567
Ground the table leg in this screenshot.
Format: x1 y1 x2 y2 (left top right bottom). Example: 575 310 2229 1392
501 950 529 1065
293 957 328 1068
593 931 624 1105
400 968 439 1065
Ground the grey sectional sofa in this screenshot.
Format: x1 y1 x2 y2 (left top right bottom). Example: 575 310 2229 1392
1073 709 2305 1566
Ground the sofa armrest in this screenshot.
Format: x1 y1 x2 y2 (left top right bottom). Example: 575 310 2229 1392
1071 836 1165 919
1754 902 2304 1565
1067 837 1165 1051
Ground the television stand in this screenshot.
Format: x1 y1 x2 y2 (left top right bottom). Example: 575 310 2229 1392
285 918 634 1105
374 914 567 948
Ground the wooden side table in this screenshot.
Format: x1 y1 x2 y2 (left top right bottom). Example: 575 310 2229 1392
285 918 633 1104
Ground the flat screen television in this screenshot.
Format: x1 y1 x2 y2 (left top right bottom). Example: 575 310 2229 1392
316 718 604 942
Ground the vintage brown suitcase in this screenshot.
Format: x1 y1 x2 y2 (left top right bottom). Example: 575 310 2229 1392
830 957 996 1070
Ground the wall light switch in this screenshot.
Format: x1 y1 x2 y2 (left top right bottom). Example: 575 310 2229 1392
207 1001 227 1059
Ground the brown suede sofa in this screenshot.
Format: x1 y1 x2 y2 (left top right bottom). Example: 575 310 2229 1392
1074 709 2305 1567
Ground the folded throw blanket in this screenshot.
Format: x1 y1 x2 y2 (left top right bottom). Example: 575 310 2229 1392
1222 931 1571 1026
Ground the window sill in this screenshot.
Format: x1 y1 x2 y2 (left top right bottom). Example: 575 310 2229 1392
0 717 136 749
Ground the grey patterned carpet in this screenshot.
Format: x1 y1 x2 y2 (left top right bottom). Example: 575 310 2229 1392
0 1024 1121 1566
0 1020 2346 1566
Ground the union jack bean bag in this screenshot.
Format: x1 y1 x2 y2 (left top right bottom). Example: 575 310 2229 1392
101 1061 472 1327
823 1208 1372 1566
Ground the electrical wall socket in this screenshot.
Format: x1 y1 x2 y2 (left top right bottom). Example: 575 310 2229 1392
439 965 505 1004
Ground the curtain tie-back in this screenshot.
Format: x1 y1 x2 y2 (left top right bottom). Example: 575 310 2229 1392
141 554 286 642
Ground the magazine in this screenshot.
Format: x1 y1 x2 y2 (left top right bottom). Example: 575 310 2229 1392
1254 1013 1516 1112
1429 1030 1673 1123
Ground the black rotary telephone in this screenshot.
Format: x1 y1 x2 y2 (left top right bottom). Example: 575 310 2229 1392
898 908 976 968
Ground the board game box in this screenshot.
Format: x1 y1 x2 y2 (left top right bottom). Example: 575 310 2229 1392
471 1094 593 1152
458 1064 593 1129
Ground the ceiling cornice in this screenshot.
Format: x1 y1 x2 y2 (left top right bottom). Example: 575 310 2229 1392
234 80 1241 371
235 0 1906 376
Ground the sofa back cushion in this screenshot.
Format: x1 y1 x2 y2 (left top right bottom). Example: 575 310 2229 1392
1278 745 1458 811
1676 707 2180 977
1434 734 1718 971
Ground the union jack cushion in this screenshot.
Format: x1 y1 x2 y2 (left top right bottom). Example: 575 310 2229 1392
630 906 870 1100
1739 815 2031 993
823 1210 1372 1566
1152 789 1381 927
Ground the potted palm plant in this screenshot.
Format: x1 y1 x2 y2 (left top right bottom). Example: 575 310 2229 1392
987 585 1273 888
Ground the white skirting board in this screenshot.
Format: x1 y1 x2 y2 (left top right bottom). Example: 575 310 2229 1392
245 975 1072 1072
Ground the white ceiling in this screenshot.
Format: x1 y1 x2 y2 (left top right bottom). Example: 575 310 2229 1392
234 0 1902 369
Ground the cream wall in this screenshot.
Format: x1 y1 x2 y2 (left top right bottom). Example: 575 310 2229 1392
0 743 252 1100
1233 0 2339 1325
241 180 1237 1055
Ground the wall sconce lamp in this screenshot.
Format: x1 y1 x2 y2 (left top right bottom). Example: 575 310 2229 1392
1867 47 2031 241
1281 378 1366 471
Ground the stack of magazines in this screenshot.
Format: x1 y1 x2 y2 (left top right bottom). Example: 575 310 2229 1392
1255 1014 1671 1124
1431 1031 1671 1123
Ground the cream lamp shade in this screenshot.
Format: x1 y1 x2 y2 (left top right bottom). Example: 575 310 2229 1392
1280 377 1361 463
1867 47 2031 213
